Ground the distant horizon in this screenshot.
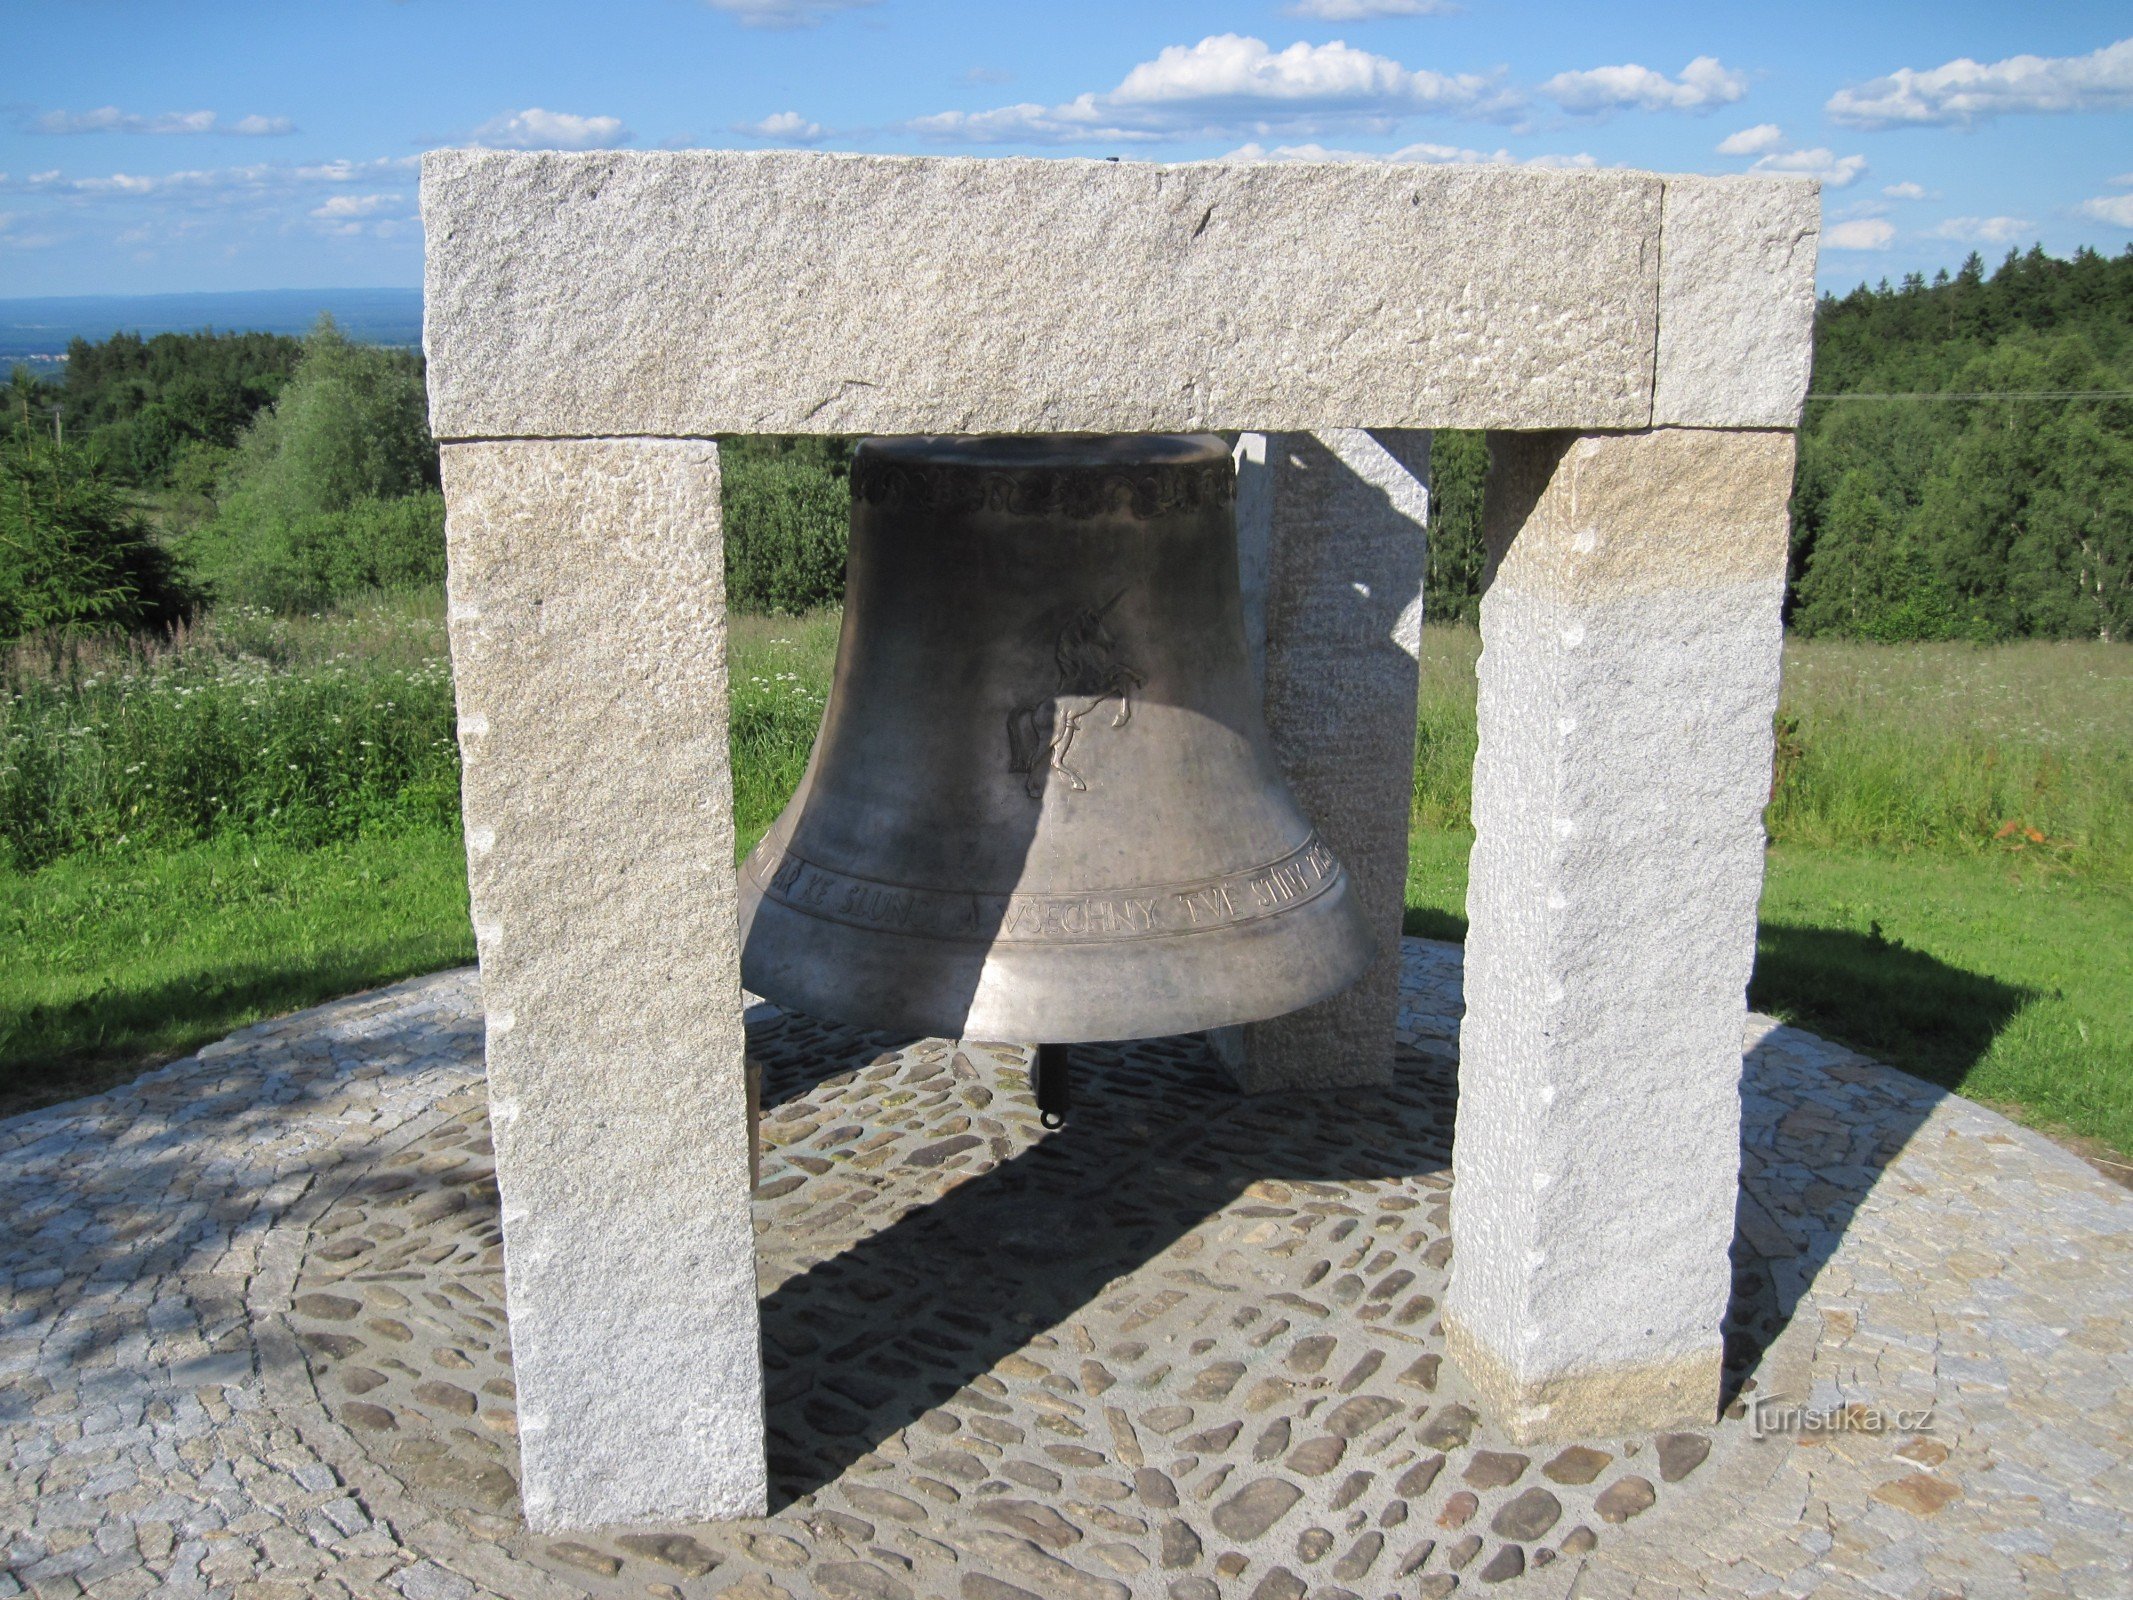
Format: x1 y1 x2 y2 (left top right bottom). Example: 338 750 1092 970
1 285 422 304
0 286 425 367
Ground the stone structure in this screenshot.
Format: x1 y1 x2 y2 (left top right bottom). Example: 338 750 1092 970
1218 430 1431 1095
421 148 1818 1527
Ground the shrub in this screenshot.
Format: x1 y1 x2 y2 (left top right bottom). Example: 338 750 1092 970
721 437 852 615
188 492 445 614
0 434 191 651
186 317 439 610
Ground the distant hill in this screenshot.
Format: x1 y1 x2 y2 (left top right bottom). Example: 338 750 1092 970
0 288 423 371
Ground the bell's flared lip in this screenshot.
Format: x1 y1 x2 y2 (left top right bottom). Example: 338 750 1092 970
856 433 1230 471
736 853 1378 1044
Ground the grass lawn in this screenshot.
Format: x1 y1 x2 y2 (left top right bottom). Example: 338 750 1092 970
6 822 2125 1169
1407 828 2133 1164
0 827 472 1120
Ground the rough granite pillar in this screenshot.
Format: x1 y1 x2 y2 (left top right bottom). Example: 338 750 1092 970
1218 430 1428 1093
440 437 766 1528
1446 427 1794 1443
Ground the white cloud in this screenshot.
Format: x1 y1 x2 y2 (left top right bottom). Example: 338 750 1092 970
742 111 827 143
2079 193 2133 227
31 107 294 136
1223 139 1595 167
703 0 874 26
1540 55 1746 115
1110 35 1490 109
307 192 412 237
1828 37 2133 128
468 109 630 150
1882 181 1932 200
907 101 1159 145
1716 123 1783 155
1749 146 1867 188
1930 215 2033 244
309 193 401 219
0 210 61 250
1714 123 1868 189
0 155 417 201
1283 0 1457 18
1824 218 1894 250
912 33 1516 144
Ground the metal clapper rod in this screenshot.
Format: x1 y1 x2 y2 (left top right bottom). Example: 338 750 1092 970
1034 1043 1071 1130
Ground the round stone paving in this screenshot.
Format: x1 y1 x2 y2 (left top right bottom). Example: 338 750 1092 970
4 941 2129 1600
277 968 1754 1600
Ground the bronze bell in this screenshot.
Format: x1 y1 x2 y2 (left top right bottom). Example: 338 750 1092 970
736 433 1374 1057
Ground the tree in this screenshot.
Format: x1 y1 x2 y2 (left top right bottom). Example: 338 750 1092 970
186 317 441 609
1424 430 1488 624
0 432 189 652
215 315 435 519
1794 242 2133 640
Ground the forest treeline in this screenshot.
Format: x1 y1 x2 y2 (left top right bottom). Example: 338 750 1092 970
1425 244 2133 640
5 242 2131 645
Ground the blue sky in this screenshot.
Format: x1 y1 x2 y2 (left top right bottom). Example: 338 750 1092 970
2 0 2129 298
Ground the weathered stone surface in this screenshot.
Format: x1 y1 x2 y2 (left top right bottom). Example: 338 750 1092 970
1655 1432 1711 1483
441 437 763 1526
1490 1487 1562 1540
616 1532 722 1574
815 1561 914 1600
1324 1394 1402 1441
1478 1542 1526 1583
1870 1472 1962 1516
1542 1446 1612 1485
958 1530 1129 1600
1287 1436 1347 1476
545 1541 622 1576
1211 1479 1305 1541
1463 1451 1528 1489
1397 1455 1446 1496
1419 1404 1478 1451
1653 177 1819 429
975 1500 1080 1549
423 151 1666 439
1594 1476 1658 1523
1159 1518 1201 1568
1218 430 1426 1094
1448 429 1794 1443
341 1401 396 1432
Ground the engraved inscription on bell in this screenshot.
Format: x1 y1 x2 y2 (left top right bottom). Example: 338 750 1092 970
736 433 1375 1044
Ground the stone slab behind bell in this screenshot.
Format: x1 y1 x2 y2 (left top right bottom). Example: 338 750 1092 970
1217 431 1429 1093
1446 427 1794 1443
439 437 766 1527
422 149 1818 440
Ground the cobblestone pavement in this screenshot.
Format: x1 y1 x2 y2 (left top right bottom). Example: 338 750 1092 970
3 943 2127 1600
